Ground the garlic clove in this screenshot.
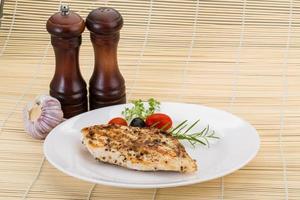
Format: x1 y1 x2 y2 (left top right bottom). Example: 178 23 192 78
29 104 42 121
23 95 64 140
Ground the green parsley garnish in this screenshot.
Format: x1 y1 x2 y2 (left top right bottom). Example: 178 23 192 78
122 98 160 121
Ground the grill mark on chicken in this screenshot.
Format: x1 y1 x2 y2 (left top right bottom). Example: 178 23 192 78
82 124 197 173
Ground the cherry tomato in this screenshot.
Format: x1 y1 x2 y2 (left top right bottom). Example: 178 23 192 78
108 117 128 126
145 113 172 131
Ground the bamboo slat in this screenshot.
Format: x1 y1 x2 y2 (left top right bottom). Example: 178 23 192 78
0 0 300 199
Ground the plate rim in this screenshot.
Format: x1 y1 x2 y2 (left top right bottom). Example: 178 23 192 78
43 102 260 189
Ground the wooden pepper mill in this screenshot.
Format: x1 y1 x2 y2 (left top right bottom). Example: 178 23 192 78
86 7 126 110
46 5 88 118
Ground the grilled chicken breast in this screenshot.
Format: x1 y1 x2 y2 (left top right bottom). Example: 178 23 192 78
81 124 197 173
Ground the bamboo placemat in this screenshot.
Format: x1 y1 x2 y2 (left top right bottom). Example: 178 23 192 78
0 0 299 199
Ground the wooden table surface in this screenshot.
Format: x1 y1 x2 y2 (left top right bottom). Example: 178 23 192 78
0 0 299 199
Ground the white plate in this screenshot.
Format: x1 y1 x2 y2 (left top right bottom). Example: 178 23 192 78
44 102 260 188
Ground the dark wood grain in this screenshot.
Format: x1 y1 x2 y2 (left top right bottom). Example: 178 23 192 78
86 7 126 110
47 10 87 118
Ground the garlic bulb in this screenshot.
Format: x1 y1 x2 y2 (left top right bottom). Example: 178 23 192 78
23 95 64 139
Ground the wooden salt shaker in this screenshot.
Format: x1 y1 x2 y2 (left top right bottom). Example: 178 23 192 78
86 7 126 110
46 5 88 118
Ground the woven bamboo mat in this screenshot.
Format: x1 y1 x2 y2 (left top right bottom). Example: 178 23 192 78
0 0 300 199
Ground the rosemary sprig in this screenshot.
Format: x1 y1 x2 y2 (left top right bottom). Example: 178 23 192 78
167 120 219 147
